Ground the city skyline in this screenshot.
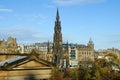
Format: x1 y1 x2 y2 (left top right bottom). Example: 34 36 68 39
0 0 120 50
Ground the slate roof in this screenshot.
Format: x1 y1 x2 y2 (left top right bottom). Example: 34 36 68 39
0 51 54 70
0 56 27 67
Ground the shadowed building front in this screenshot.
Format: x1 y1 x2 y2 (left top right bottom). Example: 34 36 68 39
0 50 53 80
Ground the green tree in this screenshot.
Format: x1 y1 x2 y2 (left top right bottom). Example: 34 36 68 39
69 67 79 80
94 70 100 80
51 68 63 80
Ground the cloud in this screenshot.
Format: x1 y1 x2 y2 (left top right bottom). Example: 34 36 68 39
47 5 55 8
53 0 105 6
32 14 47 20
0 27 50 44
0 8 13 12
13 14 47 25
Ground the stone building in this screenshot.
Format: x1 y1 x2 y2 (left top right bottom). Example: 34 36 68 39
77 39 94 62
0 37 17 53
63 43 77 67
0 50 53 80
97 48 120 59
0 39 7 53
107 48 120 59
62 40 94 67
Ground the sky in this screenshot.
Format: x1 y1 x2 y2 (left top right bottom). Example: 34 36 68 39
0 0 120 50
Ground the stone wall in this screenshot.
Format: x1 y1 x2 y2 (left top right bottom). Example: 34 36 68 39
0 69 52 80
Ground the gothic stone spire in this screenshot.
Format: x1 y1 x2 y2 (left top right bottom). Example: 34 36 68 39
53 9 63 67
56 8 59 21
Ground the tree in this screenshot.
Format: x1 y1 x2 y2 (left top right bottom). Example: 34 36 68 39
51 68 63 80
69 68 79 80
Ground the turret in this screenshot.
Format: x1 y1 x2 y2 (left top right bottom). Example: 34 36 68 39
88 38 94 49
